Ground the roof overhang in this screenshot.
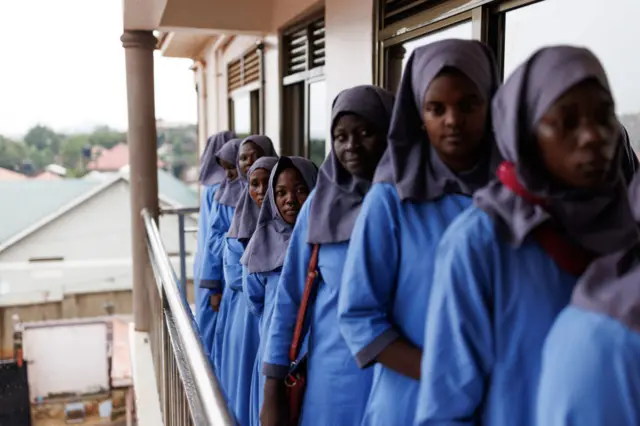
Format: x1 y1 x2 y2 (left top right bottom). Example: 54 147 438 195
158 31 217 59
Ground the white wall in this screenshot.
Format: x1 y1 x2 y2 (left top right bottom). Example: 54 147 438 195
0 180 197 262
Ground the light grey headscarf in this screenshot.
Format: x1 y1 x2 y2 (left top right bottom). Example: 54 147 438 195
227 156 279 241
373 39 501 202
242 157 318 274
474 45 638 255
572 172 640 331
214 138 245 206
199 131 235 185
307 85 395 244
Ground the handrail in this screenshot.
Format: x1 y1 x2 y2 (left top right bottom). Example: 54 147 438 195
141 208 233 426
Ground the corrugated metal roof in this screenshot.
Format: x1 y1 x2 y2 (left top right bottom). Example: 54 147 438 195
0 170 198 246
0 179 100 244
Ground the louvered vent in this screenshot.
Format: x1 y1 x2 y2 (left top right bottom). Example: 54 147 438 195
284 16 325 76
381 0 435 28
228 49 261 92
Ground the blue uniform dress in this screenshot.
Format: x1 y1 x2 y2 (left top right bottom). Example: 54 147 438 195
244 269 282 426
415 207 577 426
536 306 640 426
219 235 260 425
262 192 373 425
338 183 472 426
208 203 234 378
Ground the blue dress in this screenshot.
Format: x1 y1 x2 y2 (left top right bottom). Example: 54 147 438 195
209 203 234 377
415 207 577 426
244 269 282 426
194 184 219 358
536 306 640 426
263 192 375 426
338 183 472 426
218 236 260 426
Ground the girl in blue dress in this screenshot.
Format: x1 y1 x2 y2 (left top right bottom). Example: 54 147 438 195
536 173 640 426
260 85 395 426
415 46 640 426
194 131 235 354
242 156 318 426
214 135 276 410
338 40 500 426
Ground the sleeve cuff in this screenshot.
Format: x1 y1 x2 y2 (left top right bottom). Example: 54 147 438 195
355 328 400 369
200 279 222 293
262 362 289 379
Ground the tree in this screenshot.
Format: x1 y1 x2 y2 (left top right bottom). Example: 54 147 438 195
24 125 62 154
0 136 28 171
60 134 91 170
88 126 126 149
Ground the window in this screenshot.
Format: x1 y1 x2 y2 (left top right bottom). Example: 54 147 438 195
281 14 327 165
500 0 640 150
228 46 264 137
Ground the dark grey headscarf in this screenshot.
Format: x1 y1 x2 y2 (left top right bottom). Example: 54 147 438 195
373 39 501 202
307 85 395 244
474 45 638 255
242 157 318 274
572 173 640 331
238 135 278 179
214 138 245 206
199 131 235 185
227 156 279 241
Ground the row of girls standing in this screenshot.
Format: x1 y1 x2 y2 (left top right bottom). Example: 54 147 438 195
195 38 640 426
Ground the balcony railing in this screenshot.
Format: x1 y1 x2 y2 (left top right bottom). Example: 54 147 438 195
142 208 234 426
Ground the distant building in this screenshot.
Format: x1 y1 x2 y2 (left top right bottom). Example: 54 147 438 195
0 167 27 181
87 143 165 172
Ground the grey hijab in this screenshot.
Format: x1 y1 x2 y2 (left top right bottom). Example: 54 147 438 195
214 138 245 206
474 45 638 255
572 174 640 331
242 157 318 274
373 39 501 202
307 85 395 244
199 131 235 185
227 156 279 241
238 135 278 179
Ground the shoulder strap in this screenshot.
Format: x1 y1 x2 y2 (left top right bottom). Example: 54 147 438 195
532 223 595 276
289 244 320 363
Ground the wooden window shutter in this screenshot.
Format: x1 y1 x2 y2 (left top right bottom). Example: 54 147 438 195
227 48 262 92
381 0 435 29
284 16 325 77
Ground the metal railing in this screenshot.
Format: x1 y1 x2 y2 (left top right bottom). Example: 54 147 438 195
160 206 199 300
142 208 234 426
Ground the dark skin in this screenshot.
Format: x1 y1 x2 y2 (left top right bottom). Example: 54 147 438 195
274 168 310 224
239 141 265 176
374 70 490 381
422 68 488 172
209 158 239 311
535 79 619 189
249 168 271 208
261 167 311 426
333 113 387 180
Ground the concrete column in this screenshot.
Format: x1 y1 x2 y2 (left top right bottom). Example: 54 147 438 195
121 30 159 332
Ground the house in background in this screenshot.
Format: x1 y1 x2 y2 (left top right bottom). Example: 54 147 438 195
87 143 166 172
0 168 198 358
0 167 28 181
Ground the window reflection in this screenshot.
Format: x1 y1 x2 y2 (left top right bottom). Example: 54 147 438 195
504 0 640 151
401 21 473 70
308 80 327 166
233 93 251 138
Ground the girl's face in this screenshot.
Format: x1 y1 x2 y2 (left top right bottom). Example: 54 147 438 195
239 141 265 176
274 167 310 225
218 158 238 180
421 69 488 172
332 113 387 180
535 79 619 190
248 168 271 208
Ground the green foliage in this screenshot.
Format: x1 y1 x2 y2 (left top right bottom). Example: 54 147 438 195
0 136 28 171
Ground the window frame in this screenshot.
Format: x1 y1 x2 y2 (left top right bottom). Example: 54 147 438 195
227 43 265 136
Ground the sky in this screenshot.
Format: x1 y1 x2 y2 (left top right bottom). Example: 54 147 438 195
0 0 197 138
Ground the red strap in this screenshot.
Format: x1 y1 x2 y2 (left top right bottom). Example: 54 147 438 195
289 244 320 362
497 161 594 276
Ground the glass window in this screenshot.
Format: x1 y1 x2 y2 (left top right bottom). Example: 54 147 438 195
401 21 473 70
503 0 640 151
232 93 251 138
308 80 327 167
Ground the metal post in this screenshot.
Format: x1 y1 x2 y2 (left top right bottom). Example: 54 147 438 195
121 30 159 332
178 213 187 298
